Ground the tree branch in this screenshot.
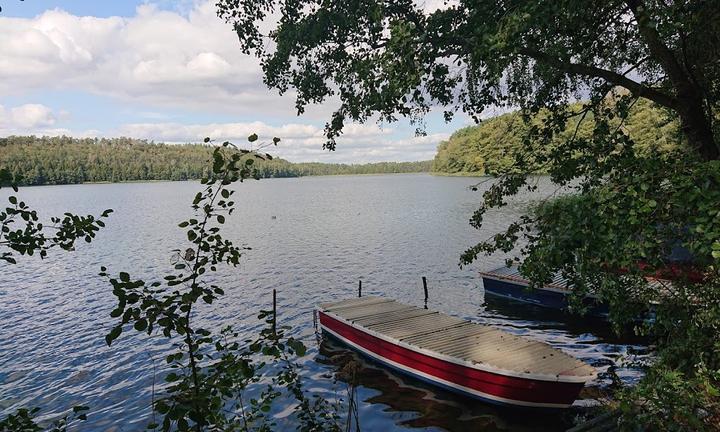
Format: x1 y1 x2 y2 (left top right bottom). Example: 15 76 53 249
625 0 687 86
517 47 678 110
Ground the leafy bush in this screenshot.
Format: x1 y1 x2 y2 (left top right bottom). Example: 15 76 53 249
520 157 720 431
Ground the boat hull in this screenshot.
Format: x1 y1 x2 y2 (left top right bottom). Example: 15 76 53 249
482 276 609 319
318 311 586 408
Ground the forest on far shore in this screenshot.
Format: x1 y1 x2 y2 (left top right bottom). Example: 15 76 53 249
0 98 684 187
432 99 682 175
0 136 432 185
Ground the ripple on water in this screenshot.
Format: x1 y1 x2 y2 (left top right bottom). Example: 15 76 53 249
0 175 645 431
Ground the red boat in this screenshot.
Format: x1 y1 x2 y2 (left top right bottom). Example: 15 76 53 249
317 296 596 408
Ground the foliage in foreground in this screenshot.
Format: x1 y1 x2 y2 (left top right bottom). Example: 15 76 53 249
1 136 352 431
101 136 343 431
219 0 720 429
521 156 720 430
0 168 112 264
617 365 720 430
0 136 431 186
0 407 89 432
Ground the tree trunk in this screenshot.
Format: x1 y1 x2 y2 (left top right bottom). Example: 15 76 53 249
626 0 719 161
676 88 719 161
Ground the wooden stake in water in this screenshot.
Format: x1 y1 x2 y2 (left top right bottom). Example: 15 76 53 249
422 276 428 309
272 288 277 338
358 280 362 298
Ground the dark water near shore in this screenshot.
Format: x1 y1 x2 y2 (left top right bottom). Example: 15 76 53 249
0 174 646 431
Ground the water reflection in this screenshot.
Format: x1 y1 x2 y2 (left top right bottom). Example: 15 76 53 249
482 295 644 344
317 339 576 432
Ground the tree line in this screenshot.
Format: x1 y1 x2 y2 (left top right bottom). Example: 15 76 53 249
0 136 432 186
432 98 682 175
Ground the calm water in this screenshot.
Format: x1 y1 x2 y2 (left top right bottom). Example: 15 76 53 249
0 174 645 431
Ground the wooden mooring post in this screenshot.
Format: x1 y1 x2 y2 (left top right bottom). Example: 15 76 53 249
272 288 277 337
422 276 428 309
358 280 362 297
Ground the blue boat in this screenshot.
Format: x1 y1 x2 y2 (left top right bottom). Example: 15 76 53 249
480 265 610 319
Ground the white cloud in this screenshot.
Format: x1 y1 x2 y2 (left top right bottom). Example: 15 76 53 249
117 121 324 143
0 3 304 116
0 102 447 162
0 103 57 129
0 1 458 163
0 103 103 138
0 1 464 117
112 120 438 163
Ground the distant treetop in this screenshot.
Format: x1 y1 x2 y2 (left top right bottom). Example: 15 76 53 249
0 136 432 185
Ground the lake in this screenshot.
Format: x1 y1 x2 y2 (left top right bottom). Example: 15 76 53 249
0 174 645 431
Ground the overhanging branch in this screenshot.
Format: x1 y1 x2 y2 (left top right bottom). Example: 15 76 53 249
518 47 678 110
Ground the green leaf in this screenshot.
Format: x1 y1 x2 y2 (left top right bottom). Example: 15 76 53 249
105 325 122 346
155 400 169 414
134 319 148 332
217 215 225 224
119 272 130 282
288 339 307 356
247 133 258 142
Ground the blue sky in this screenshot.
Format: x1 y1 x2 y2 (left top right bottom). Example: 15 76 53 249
0 0 470 162
2 0 193 18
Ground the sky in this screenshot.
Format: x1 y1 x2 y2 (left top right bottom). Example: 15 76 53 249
0 0 476 163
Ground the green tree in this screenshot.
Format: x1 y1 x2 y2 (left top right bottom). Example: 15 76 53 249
219 1 720 429
218 0 718 158
431 98 682 175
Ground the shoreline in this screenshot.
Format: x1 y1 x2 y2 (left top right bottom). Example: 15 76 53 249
8 171 439 188
429 171 486 177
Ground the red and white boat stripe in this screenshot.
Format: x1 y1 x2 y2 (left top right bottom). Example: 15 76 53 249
318 311 589 408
